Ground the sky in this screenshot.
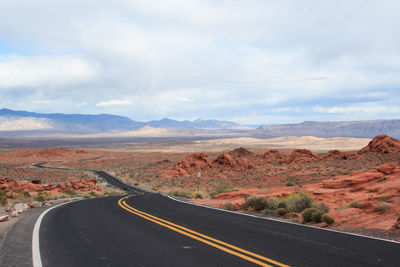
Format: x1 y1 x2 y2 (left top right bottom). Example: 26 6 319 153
0 0 399 125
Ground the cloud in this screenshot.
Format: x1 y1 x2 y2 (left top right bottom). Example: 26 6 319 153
0 1 399 123
0 54 98 88
313 106 400 114
96 99 132 107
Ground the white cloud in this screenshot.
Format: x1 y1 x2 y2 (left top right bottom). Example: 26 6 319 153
176 97 194 102
313 106 400 114
0 1 399 123
96 99 132 107
0 55 98 88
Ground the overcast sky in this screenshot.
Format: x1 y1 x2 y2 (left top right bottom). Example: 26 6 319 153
0 0 399 125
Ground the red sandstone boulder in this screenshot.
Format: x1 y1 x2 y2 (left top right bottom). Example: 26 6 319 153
214 152 236 167
376 163 398 175
322 150 358 161
359 134 400 154
287 149 320 164
263 150 289 164
160 152 212 178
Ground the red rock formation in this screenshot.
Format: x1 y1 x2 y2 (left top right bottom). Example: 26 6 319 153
321 171 385 190
160 153 212 178
214 152 251 170
228 147 253 157
287 149 320 164
359 134 400 154
263 149 289 164
376 163 397 175
322 150 358 161
214 152 236 167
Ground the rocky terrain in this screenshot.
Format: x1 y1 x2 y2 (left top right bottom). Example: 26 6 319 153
0 134 399 239
188 134 400 237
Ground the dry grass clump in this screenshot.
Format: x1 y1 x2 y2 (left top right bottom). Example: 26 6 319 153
168 189 203 199
209 180 236 197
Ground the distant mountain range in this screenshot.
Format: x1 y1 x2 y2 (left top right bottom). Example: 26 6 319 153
0 108 399 139
249 120 400 139
0 108 246 134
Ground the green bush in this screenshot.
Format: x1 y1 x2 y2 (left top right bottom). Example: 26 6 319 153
64 189 76 196
224 202 233 211
169 189 192 198
311 210 324 223
244 196 265 211
35 192 48 202
277 200 286 209
277 208 288 216
281 191 313 213
89 191 98 197
380 196 392 203
349 201 363 209
190 191 202 199
264 197 278 211
0 189 7 206
286 182 294 186
314 202 330 213
302 208 318 222
322 214 334 225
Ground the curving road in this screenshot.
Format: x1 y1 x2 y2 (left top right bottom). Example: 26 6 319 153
37 172 400 267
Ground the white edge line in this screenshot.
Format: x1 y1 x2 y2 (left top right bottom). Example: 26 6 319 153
162 193 400 245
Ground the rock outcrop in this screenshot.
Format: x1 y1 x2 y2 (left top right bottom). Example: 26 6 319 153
358 134 400 154
160 153 212 178
322 150 358 161
287 149 320 164
263 150 289 164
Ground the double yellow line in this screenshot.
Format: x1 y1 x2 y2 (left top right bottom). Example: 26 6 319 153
118 195 289 267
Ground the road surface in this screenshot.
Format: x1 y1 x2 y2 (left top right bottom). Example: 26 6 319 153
37 171 400 266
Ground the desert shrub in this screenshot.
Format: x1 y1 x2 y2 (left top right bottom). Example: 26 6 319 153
286 182 294 187
0 189 7 206
322 214 334 225
264 197 278 211
277 208 287 216
302 208 318 222
380 196 392 203
134 182 139 186
190 191 203 199
224 202 233 211
169 189 191 198
349 201 363 209
89 191 98 197
244 196 265 211
103 188 125 196
35 192 48 202
64 189 76 196
209 181 235 197
277 200 287 209
281 191 313 213
376 201 390 212
311 210 325 223
314 202 330 213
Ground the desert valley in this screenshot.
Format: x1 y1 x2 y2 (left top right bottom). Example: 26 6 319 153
1 132 400 242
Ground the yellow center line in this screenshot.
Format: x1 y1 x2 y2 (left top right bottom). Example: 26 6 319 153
118 196 289 267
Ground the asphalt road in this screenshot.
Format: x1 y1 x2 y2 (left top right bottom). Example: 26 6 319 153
38 172 400 267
